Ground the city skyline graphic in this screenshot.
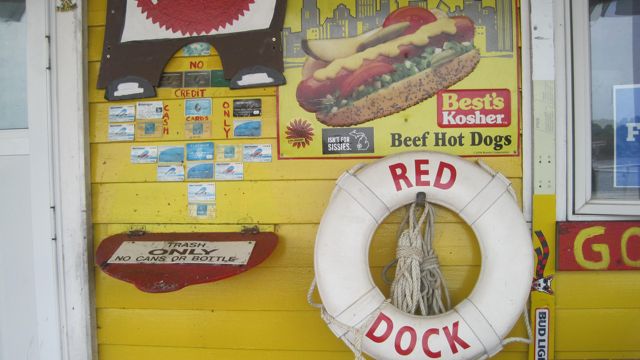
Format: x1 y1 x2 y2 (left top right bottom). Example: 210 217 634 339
282 0 514 67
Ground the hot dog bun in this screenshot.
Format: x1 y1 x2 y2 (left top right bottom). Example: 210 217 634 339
316 49 480 127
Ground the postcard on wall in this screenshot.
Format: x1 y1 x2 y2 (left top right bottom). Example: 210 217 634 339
182 42 212 57
187 182 216 203
188 203 216 219
233 98 262 117
186 142 214 161
187 182 216 219
108 105 135 122
215 162 244 181
136 101 164 120
158 72 184 88
243 144 272 162
108 123 135 142
136 120 163 138
130 146 158 163
157 164 185 182
158 145 185 164
185 98 212 117
233 119 262 137
185 121 211 139
216 144 241 162
186 162 214 180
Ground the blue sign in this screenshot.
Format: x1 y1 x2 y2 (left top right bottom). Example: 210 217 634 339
614 85 640 187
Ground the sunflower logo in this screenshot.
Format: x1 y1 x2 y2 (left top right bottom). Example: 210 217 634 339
285 119 314 149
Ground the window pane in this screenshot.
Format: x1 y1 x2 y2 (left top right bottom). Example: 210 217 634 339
589 0 640 199
0 0 27 130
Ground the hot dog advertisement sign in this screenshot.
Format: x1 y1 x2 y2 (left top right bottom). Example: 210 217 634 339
277 0 520 158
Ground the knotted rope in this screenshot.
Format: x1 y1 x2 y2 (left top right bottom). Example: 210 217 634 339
383 195 450 315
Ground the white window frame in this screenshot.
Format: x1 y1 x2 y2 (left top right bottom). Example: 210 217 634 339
565 0 640 219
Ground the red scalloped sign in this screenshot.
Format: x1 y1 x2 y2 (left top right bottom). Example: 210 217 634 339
95 231 277 293
136 0 255 35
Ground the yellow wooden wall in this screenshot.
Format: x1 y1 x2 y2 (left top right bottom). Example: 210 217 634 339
88 1 635 359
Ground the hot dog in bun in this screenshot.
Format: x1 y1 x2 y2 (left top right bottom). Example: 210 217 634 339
296 8 480 127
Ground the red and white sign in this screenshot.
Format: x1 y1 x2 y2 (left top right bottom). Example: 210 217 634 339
96 231 277 292
108 240 255 265
120 0 276 42
437 89 511 128
558 221 640 271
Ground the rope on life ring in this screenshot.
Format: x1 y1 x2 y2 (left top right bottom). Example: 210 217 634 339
309 151 534 360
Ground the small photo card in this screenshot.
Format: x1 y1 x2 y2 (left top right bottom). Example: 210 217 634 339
186 142 214 161
158 72 183 88
188 203 216 219
187 183 216 203
182 42 212 57
108 105 135 122
130 146 158 163
136 120 163 138
136 101 164 120
108 123 135 142
157 164 184 182
158 146 185 164
233 119 262 137
184 71 211 88
185 98 212 116
215 162 244 181
243 144 272 162
187 162 214 180
185 121 211 138
233 98 262 117
216 144 241 162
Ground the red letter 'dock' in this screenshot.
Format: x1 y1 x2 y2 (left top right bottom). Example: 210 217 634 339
389 163 413 191
443 321 470 354
366 313 394 343
434 161 457 190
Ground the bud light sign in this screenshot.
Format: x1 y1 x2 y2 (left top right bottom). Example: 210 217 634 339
614 85 640 187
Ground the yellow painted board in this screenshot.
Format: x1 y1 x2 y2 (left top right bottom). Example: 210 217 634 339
95 265 479 311
555 351 640 359
100 345 529 360
555 272 640 309
555 309 640 351
529 194 556 360
91 179 522 224
94 223 481 268
100 345 357 360
97 308 529 352
91 141 522 182
89 97 276 143
88 0 106 26
88 62 276 104
88 26 104 62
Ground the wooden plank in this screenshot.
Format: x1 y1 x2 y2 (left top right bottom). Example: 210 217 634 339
88 0 106 26
95 265 479 311
100 344 528 360
97 308 530 352
88 26 104 62
555 271 640 309
91 141 523 182
100 345 357 360
89 97 277 143
91 179 522 224
94 223 481 268
556 309 640 352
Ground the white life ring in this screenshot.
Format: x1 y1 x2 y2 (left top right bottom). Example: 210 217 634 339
314 151 533 360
